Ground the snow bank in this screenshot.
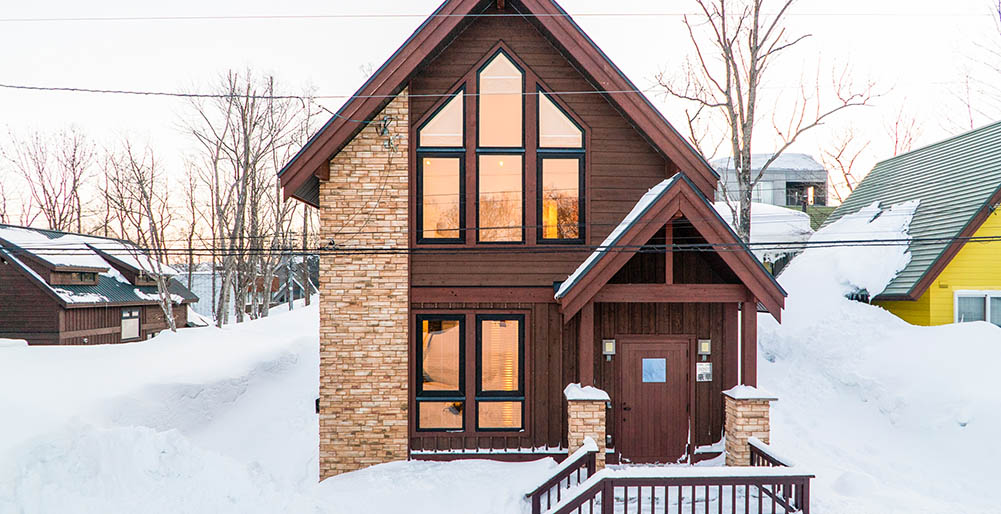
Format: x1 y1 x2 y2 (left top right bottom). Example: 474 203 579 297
758 199 1001 513
0 339 27 348
564 383 610 401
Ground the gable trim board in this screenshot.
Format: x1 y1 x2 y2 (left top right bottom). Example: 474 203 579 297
823 120 1001 302
278 0 719 205
555 174 786 322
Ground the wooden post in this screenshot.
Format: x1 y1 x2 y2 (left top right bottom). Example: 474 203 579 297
741 300 757 387
664 221 673 284
579 300 595 386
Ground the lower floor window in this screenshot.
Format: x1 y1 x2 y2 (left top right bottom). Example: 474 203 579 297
415 312 525 432
955 291 1001 326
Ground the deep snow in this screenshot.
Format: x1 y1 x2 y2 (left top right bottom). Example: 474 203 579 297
1 198 1000 513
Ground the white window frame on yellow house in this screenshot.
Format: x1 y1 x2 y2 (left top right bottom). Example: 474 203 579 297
953 290 1001 326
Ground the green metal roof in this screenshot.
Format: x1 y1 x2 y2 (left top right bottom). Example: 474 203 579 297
822 120 1001 298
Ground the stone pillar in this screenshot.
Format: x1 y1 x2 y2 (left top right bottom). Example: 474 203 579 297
317 89 410 479
723 386 777 466
565 384 609 469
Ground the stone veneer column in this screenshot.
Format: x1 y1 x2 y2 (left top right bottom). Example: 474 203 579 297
723 386 777 466
565 384 609 470
317 89 409 479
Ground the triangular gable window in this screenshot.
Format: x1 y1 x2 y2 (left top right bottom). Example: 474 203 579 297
418 91 464 148
539 92 582 148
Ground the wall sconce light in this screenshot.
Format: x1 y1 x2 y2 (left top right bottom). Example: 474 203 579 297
697 339 711 359
602 339 616 361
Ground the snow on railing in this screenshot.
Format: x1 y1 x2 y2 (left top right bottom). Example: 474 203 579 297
527 437 599 514
748 437 797 468
543 466 814 514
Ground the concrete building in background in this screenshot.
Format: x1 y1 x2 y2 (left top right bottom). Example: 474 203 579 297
712 153 829 207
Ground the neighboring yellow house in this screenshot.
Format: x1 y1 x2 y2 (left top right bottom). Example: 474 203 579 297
824 121 1001 327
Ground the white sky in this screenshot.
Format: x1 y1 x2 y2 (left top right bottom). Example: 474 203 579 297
1 0 999 205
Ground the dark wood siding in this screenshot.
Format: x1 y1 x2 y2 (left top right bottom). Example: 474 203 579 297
0 255 59 344
409 7 673 287
409 298 735 454
59 304 189 345
591 302 733 451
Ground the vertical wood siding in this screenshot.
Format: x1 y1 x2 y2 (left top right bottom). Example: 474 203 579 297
409 6 672 287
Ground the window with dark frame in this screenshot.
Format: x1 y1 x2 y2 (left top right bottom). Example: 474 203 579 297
477 50 526 243
417 90 466 243
414 312 526 433
121 308 140 341
537 89 584 243
415 315 465 431
475 314 525 431
414 47 586 246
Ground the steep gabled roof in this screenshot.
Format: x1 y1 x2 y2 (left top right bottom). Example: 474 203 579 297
0 224 197 308
823 120 1001 300
555 174 786 321
278 0 719 205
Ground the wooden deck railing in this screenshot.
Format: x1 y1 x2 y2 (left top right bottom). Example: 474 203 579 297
540 440 811 514
527 438 599 514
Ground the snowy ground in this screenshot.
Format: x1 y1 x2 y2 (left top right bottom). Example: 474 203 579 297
2 200 999 513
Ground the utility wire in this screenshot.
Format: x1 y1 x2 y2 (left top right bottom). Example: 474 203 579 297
0 11 995 23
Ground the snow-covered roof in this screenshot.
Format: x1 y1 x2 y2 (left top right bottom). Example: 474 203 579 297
0 224 178 275
555 175 680 299
710 153 825 172
0 225 196 307
712 202 813 263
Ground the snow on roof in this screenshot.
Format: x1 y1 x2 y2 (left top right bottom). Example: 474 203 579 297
555 175 680 299
712 202 813 263
710 153 824 172
0 224 177 275
563 383 610 401
781 200 919 301
0 225 111 270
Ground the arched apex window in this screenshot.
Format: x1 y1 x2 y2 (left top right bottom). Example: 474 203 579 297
478 51 524 148
539 92 583 148
418 90 464 148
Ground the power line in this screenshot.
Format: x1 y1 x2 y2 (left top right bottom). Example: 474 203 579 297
5 231 1001 258
0 11 995 23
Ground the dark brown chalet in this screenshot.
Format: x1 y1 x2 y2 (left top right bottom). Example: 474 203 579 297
279 0 785 479
0 225 197 345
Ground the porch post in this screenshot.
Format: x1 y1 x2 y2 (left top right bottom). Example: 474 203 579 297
740 300 757 387
579 300 595 386
664 222 673 284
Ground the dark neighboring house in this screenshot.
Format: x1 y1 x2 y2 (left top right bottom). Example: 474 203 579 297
0 224 198 345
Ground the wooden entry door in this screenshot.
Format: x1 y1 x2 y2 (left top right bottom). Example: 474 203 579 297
617 338 691 463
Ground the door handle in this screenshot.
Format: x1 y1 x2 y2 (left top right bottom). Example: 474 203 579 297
622 406 632 411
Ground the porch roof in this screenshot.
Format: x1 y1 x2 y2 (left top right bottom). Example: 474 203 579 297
554 173 786 321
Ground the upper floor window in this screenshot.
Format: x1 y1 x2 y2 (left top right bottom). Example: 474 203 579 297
419 91 464 148
415 46 585 246
478 52 523 148
537 90 584 242
417 90 465 243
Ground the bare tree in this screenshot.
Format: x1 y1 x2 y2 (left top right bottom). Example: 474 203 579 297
2 128 93 231
105 140 178 331
819 130 868 203
887 104 922 157
658 0 875 240
185 70 314 326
